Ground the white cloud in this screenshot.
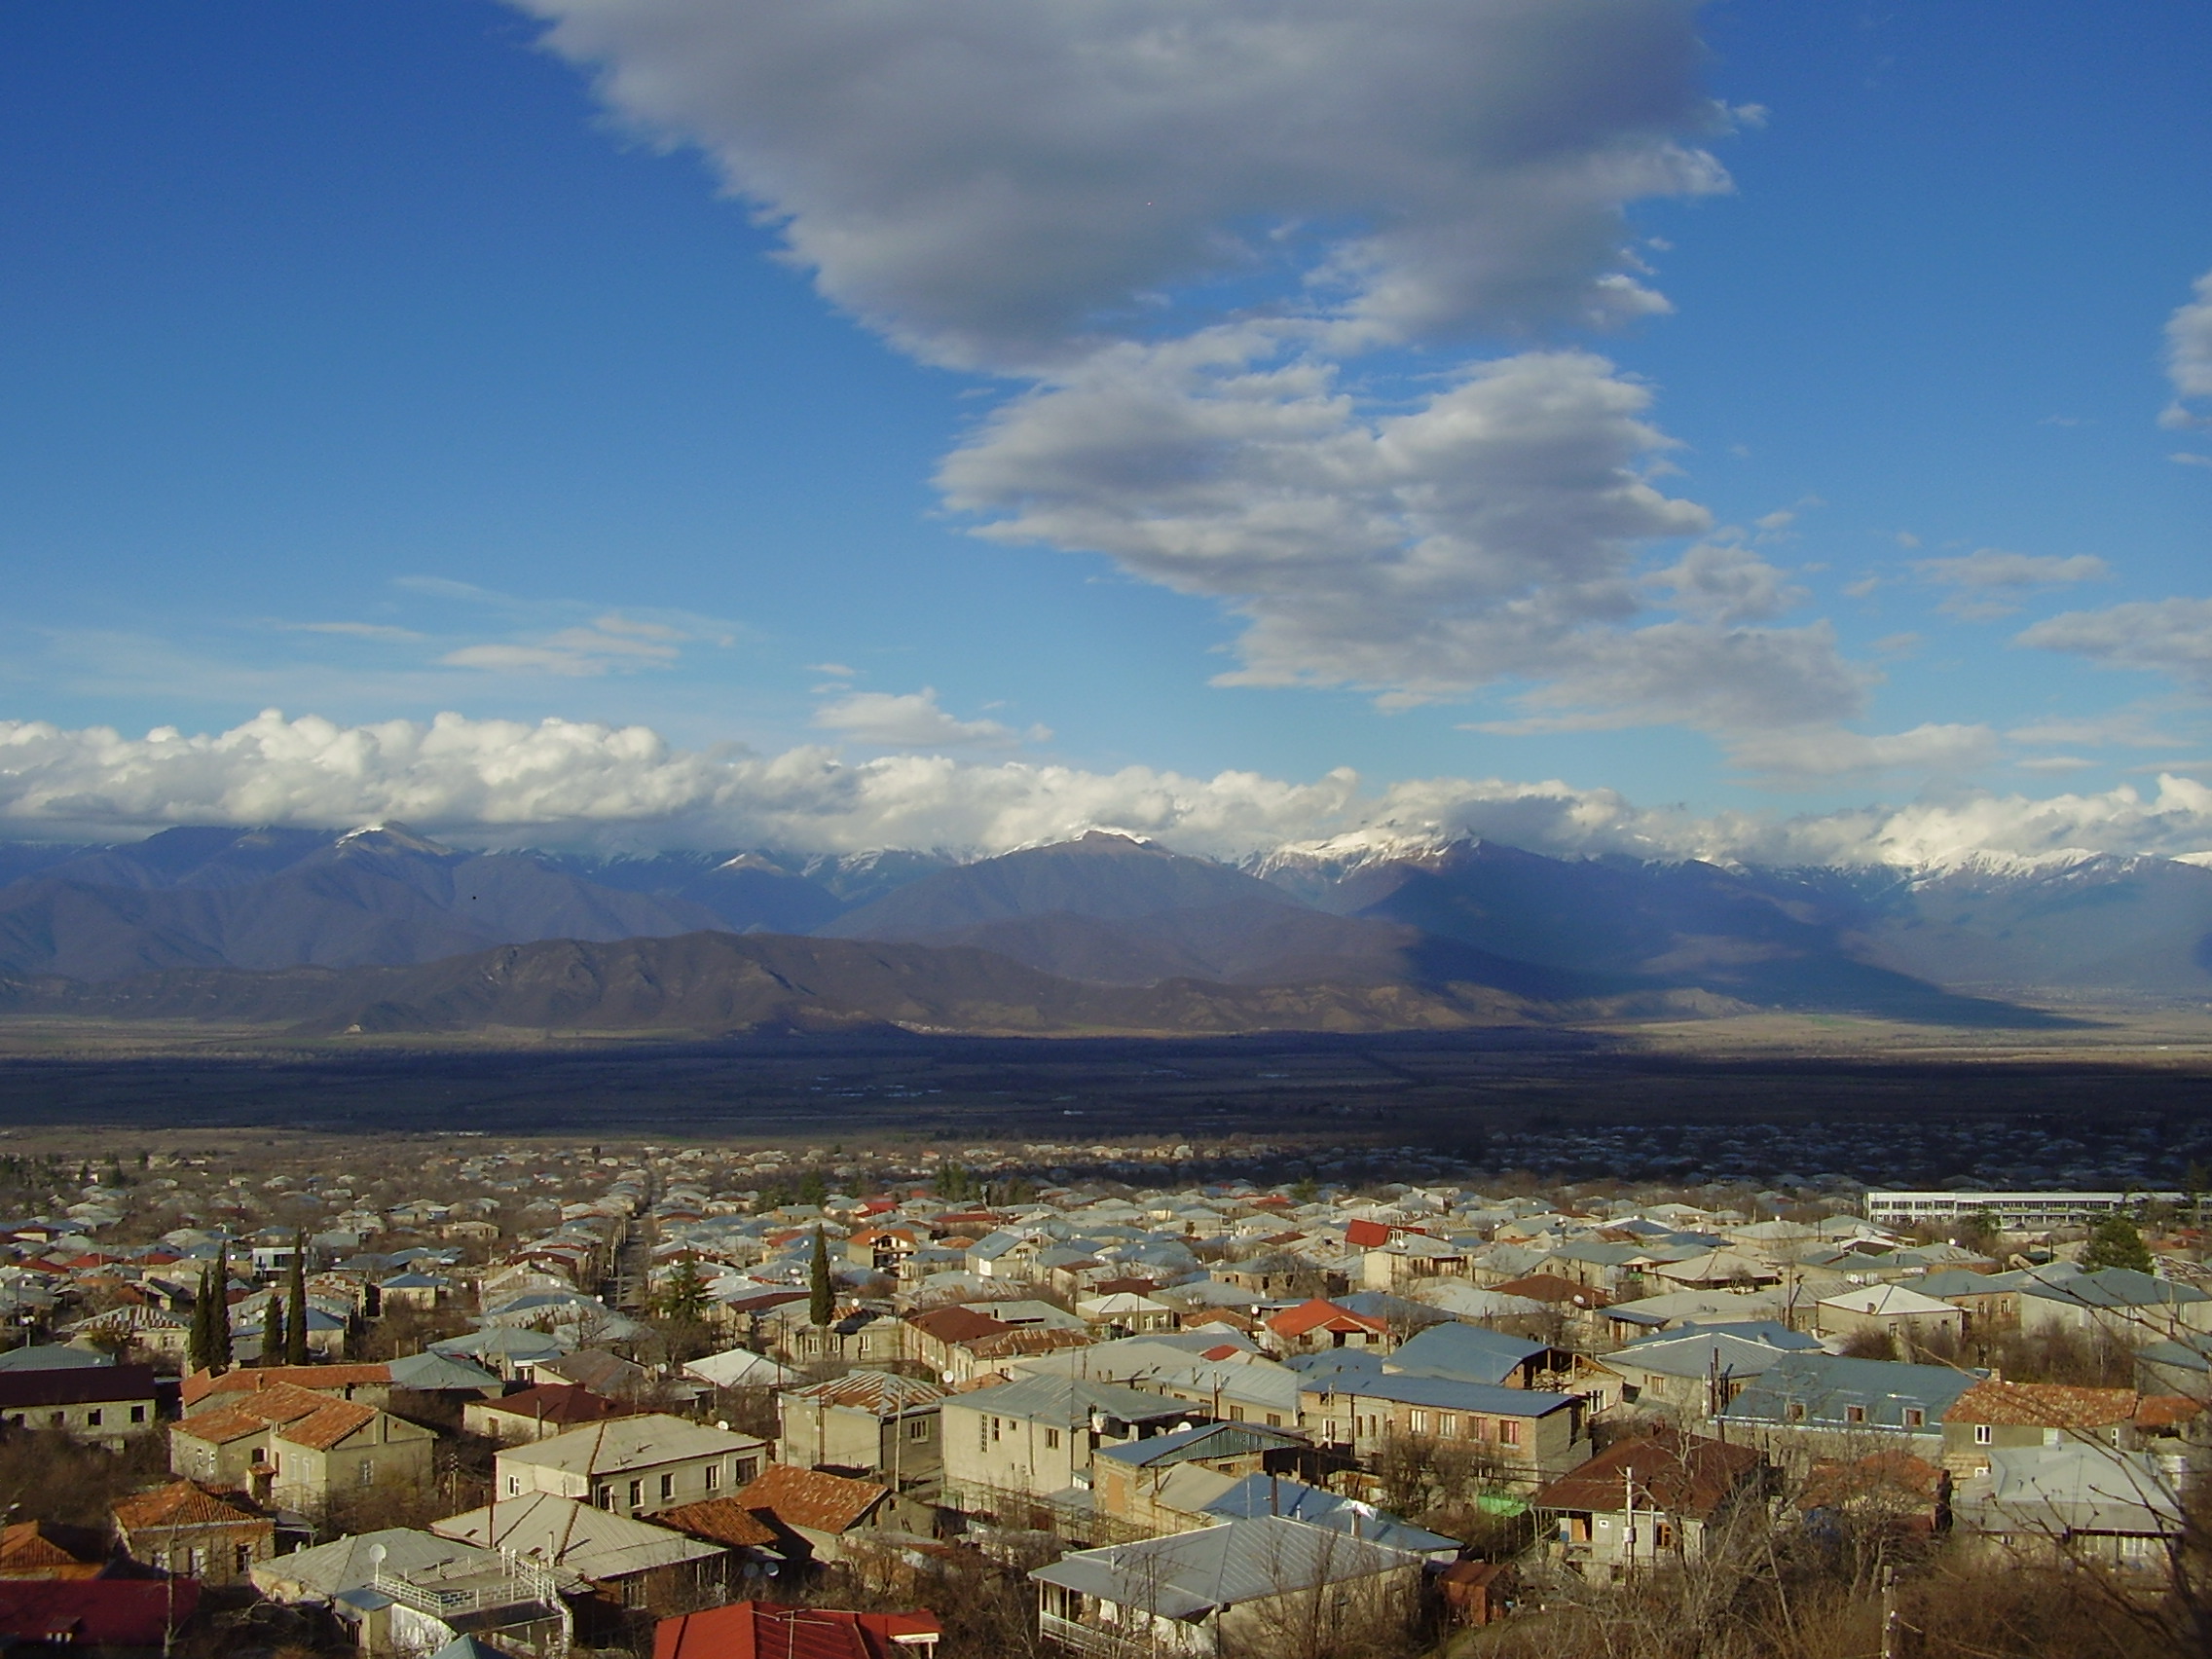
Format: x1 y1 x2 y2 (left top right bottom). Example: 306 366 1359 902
2162 268 2212 428
12 711 2212 870
290 622 428 642
513 0 1725 370
502 0 1826 734
440 616 687 677
1913 549 2110 620
1648 540 1804 624
1719 722 1998 782
942 335 1860 726
2016 597 2212 693
811 687 1045 750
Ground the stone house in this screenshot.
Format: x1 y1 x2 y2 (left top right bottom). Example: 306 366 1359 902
111 1482 275 1587
1293 1356 1589 1485
0 1364 159 1450
940 1374 1197 1516
167 1382 435 1515
1534 1433 1769 1582
495 1415 768 1519
777 1371 944 1485
1940 1380 2150 1476
1264 1299 1390 1357
1032 1515 1422 1659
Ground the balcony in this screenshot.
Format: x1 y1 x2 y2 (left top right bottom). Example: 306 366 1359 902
1038 1611 1151 1658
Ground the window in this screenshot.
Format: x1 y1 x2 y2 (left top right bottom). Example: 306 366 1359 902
907 1419 930 1440
627 1480 643 1508
1044 1427 1060 1450
596 1486 614 1509
86 1409 101 1427
187 1549 205 1577
1844 1406 1866 1425
990 1417 1001 1443
235 1544 253 1574
506 1476 521 1496
48 1413 63 1429
358 1458 376 1488
1654 1521 1676 1550
1324 1419 1340 1442
1409 1411 1429 1435
660 1473 675 1500
703 1464 720 1491
1973 1423 1993 1446
1902 1409 1925 1429
1436 1415 1456 1439
130 1406 146 1425
1498 1420 1522 1448
1266 1414 1282 1429
1228 1405 1245 1422
1786 1402 1806 1423
735 1457 759 1484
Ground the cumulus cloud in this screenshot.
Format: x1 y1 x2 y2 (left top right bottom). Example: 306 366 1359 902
500 0 1850 734
12 711 2212 871
1914 549 2109 620
2163 268 2212 428
942 336 1858 725
514 0 1724 369
811 687 1047 749
2017 597 2212 693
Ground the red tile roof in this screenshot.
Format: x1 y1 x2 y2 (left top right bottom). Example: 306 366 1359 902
655 1600 939 1659
735 1465 891 1537
1535 1433 1765 1522
184 1364 391 1408
1943 1381 2138 1429
655 1498 781 1551
111 1482 267 1533
1266 1298 1387 1339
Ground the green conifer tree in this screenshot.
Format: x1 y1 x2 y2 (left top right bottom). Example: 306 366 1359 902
285 1233 311 1365
261 1293 286 1366
2082 1214 2155 1273
208 1243 232 1375
809 1227 834 1327
188 1267 215 1375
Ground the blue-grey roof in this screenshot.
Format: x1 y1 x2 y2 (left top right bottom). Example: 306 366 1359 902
1722 1352 1980 1432
0 1343 113 1373
1031 1515 1420 1619
1385 1322 1545 1385
2023 1269 2210 1310
948 1372 1192 1430
1199 1474 1460 1555
1092 1419 1302 1469
1291 1349 1577 1418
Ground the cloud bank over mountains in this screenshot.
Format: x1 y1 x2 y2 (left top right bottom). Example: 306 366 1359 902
11 709 2212 872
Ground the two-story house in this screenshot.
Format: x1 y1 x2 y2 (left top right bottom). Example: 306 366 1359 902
495 1415 768 1519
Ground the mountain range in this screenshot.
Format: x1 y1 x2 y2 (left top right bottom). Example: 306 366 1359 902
2 822 2209 1036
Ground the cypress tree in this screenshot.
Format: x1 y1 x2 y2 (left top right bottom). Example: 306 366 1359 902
285 1233 310 1365
808 1226 834 1327
261 1293 286 1366
188 1267 214 1375
208 1244 232 1375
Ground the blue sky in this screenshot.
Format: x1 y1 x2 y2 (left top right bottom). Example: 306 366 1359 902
1 1 2209 863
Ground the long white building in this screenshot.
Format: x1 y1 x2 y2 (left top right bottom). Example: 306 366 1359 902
1865 1191 2182 1229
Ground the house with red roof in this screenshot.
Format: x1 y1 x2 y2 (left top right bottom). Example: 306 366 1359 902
1264 1299 1390 1356
655 1600 939 1659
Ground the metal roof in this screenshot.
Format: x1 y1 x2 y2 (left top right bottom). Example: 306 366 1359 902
1032 1515 1421 1620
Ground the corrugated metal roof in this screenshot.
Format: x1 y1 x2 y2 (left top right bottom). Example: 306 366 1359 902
1032 1515 1420 1619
